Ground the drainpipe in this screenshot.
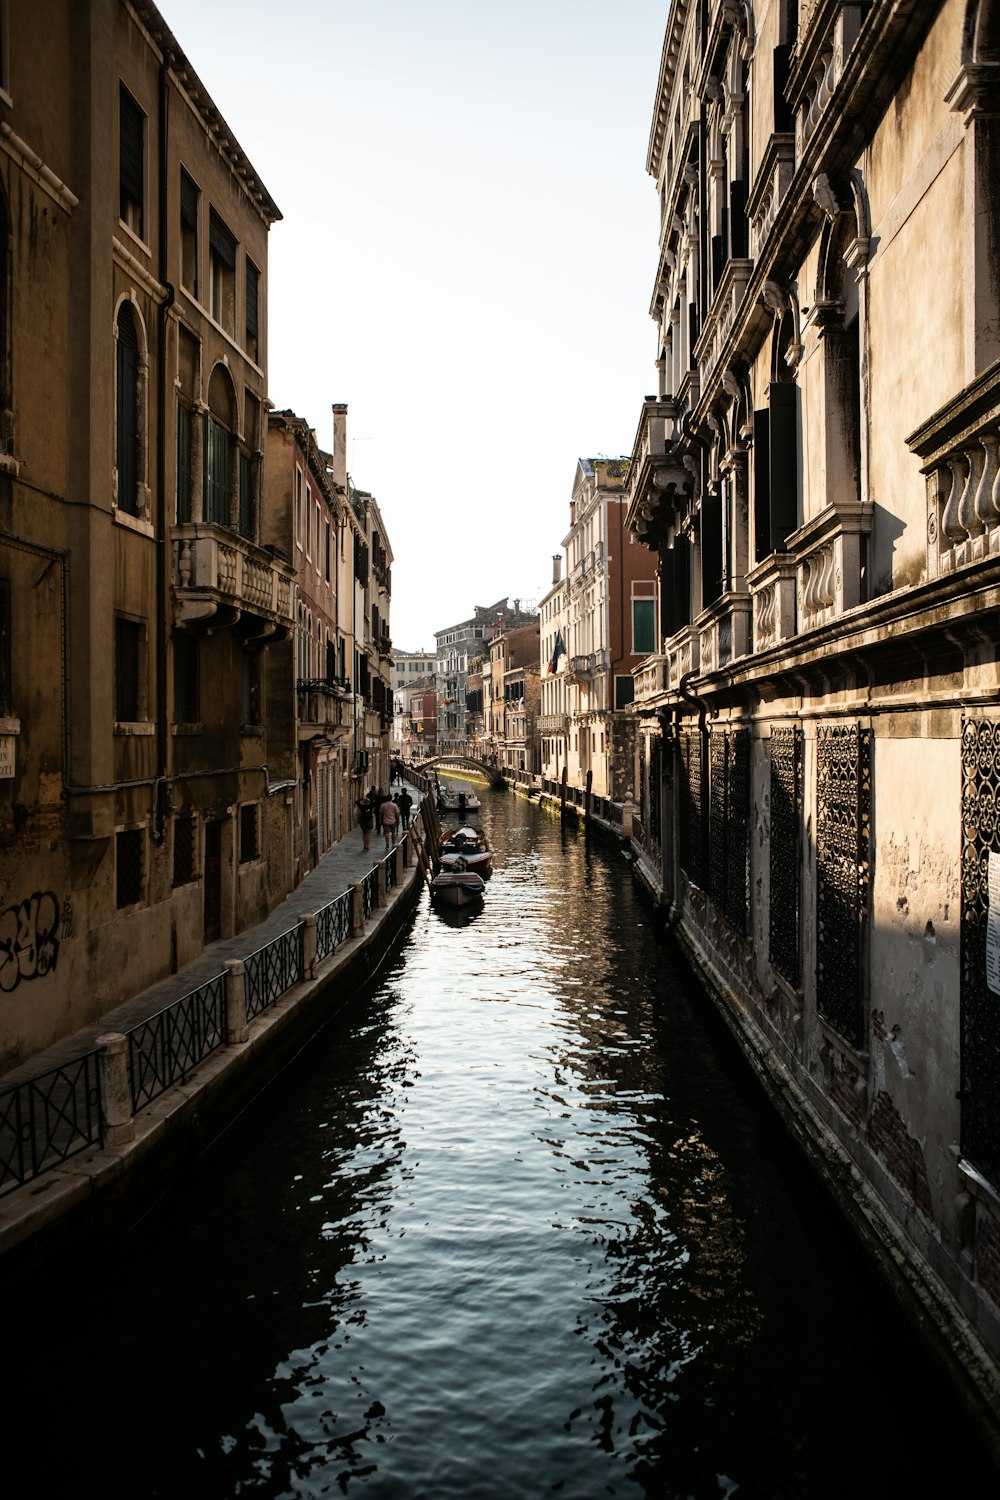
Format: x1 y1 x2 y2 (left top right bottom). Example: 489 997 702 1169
153 50 176 842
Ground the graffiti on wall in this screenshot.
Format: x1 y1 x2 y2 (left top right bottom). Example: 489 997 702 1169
0 891 61 992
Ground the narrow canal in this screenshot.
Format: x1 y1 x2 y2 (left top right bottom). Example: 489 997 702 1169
5 790 996 1497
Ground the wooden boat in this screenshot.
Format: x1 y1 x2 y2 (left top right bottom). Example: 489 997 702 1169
439 825 494 878
429 870 486 907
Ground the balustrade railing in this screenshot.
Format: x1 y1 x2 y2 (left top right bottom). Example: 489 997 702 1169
0 1051 103 1198
910 362 1000 580
126 972 227 1112
382 849 397 891
245 925 304 1021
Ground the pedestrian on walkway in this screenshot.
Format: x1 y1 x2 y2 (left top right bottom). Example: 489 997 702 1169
397 787 413 830
355 795 374 851
380 794 400 848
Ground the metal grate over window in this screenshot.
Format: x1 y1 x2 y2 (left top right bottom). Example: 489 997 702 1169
173 815 196 887
769 726 802 986
816 724 871 1048
960 717 1000 1187
239 802 259 863
116 827 144 908
679 729 705 888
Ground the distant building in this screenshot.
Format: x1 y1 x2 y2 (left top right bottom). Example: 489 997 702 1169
392 649 436 751
488 623 541 773
541 459 657 798
434 598 536 754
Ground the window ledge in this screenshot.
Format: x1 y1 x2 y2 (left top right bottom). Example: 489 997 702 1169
172 722 203 736
113 504 154 538
115 721 154 736
240 723 263 737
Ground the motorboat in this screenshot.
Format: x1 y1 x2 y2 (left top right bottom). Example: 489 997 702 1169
439 825 494 878
435 783 482 814
429 870 486 907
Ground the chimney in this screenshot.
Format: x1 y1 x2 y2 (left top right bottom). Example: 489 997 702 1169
331 403 348 490
552 554 562 585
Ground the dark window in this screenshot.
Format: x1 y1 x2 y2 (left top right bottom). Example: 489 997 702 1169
245 255 260 362
116 828 144 907
239 802 259 862
119 85 144 237
173 815 196 887
116 303 140 516
0 576 9 716
209 209 236 333
239 451 253 539
180 169 199 296
115 617 142 722
614 674 635 710
325 519 331 582
354 534 369 586
242 650 260 726
173 634 198 723
205 414 230 525
176 402 191 522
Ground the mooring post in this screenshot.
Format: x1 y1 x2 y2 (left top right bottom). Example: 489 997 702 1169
224 959 249 1043
97 1032 135 1147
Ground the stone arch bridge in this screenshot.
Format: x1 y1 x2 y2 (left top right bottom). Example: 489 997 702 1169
410 755 507 790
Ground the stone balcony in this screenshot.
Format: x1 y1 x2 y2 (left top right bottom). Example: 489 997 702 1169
748 552 798 652
568 648 609 682
746 133 796 257
908 357 1000 582
296 678 353 732
173 523 294 636
787 2 865 155
788 500 872 631
695 591 752 674
538 713 569 733
633 655 670 705
626 397 692 543
693 257 754 389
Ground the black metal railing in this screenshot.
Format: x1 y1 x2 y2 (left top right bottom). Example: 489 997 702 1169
126 972 227 1112
316 890 352 962
361 867 378 920
383 850 397 891
245 925 303 1021
0 1051 103 1198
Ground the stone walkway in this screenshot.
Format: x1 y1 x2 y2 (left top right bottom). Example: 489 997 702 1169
0 783 427 1090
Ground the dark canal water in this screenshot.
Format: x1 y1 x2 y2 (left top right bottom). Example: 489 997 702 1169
4 791 996 1497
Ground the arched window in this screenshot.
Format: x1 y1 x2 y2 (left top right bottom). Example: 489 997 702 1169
116 301 141 516
206 363 236 527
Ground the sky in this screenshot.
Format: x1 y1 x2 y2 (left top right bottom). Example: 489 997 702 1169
160 0 667 650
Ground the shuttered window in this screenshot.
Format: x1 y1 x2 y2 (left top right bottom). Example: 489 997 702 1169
245 255 260 362
116 304 139 515
180 169 199 295
205 415 230 525
119 85 144 237
209 210 236 332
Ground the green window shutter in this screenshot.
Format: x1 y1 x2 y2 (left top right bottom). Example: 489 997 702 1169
239 451 252 538
633 598 655 655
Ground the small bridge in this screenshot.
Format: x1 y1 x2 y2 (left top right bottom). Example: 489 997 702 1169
413 755 507 790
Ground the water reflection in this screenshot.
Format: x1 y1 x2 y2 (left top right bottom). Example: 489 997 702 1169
3 792 995 1498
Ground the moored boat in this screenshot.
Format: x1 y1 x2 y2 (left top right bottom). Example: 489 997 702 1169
439 824 494 878
429 870 486 907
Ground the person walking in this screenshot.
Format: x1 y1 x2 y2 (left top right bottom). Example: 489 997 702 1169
355 794 374 851
380 794 400 848
397 786 413 831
